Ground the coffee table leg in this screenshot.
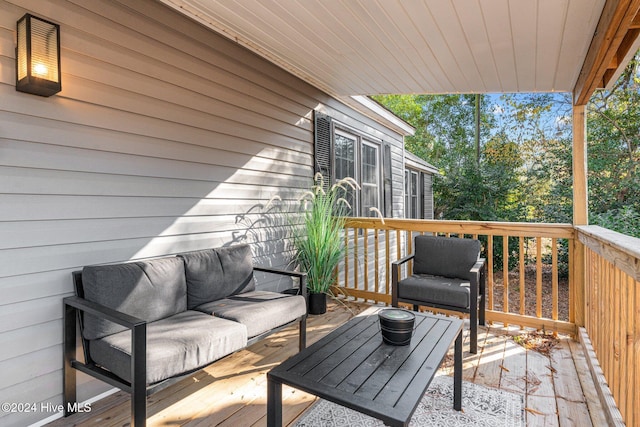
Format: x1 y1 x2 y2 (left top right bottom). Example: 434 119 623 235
267 375 282 427
454 331 462 411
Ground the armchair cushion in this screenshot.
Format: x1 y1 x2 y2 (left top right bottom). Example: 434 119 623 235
397 274 470 309
179 244 255 309
413 236 481 280
81 257 187 340
195 290 307 338
89 310 247 384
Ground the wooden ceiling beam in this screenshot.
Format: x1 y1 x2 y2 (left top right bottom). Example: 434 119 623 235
630 11 640 28
573 0 640 105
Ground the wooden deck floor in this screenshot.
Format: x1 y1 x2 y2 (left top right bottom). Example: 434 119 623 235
50 301 607 427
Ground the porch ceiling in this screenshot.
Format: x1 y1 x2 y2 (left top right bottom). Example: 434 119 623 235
158 0 640 103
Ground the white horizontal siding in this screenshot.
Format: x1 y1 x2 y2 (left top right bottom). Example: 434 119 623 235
0 0 406 425
0 194 299 221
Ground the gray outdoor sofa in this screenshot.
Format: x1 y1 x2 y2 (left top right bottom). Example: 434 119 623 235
63 244 307 427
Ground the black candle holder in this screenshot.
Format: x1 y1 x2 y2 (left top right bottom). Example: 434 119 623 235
378 308 415 345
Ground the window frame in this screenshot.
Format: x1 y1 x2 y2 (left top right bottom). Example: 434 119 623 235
333 127 382 217
405 168 422 219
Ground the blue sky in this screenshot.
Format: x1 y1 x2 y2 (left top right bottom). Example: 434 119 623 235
483 92 572 141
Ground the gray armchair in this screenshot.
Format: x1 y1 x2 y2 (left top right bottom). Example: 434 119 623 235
391 235 486 353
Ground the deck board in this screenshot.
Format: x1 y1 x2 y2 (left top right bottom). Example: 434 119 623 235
499 336 528 395
48 301 606 427
551 341 593 427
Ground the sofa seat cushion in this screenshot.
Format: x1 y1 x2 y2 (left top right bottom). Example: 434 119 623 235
194 291 306 338
179 244 256 309
89 311 248 384
82 257 187 340
398 274 470 309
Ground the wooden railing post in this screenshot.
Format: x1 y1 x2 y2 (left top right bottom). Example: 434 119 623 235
572 103 588 328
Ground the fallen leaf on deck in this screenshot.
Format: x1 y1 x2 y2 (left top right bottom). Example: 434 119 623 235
513 330 559 355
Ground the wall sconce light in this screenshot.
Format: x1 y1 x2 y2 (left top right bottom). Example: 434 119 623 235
16 14 61 97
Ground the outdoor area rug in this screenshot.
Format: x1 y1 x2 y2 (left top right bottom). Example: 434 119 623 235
294 375 524 426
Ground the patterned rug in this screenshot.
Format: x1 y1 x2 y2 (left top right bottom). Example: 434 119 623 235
294 375 524 426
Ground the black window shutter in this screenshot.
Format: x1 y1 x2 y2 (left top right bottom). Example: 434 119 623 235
419 171 425 219
383 143 393 217
314 111 333 190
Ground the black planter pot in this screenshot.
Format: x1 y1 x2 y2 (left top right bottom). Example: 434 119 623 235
308 292 327 315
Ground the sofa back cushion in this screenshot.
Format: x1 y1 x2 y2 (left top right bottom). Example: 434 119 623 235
81 256 187 340
179 244 255 309
413 235 480 280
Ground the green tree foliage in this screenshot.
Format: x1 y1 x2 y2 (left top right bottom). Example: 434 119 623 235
373 52 640 238
587 56 640 234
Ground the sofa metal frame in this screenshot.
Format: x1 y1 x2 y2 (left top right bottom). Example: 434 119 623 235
63 266 307 427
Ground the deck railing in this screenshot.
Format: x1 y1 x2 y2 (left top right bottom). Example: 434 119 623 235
338 218 576 335
576 225 640 427
335 218 640 426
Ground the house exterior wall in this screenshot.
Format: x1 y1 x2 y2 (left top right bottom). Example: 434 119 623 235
403 151 437 220
0 1 405 425
404 167 436 220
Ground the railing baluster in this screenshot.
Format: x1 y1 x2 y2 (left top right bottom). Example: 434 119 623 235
607 258 614 390
487 235 494 314
552 238 558 321
344 227 349 290
407 231 413 273
519 236 525 318
503 235 509 326
569 240 575 324
536 237 542 318
633 274 639 427
363 229 369 301
354 227 359 294
374 229 380 301
625 274 635 426
617 267 625 419
385 230 390 298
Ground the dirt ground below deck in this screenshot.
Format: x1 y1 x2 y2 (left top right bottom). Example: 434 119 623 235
490 265 569 322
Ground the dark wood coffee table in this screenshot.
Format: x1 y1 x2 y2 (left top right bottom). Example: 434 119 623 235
267 306 463 427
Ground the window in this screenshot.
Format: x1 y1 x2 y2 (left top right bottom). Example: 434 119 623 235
314 112 388 218
405 169 420 219
361 142 380 217
334 129 381 217
334 131 357 215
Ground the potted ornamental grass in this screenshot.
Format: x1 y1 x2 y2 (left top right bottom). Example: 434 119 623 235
292 173 358 314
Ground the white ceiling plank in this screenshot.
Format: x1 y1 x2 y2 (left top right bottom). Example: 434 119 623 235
510 0 538 92
454 0 500 92
380 1 449 93
338 0 413 93
480 0 518 92
536 0 569 91
259 1 373 93
300 0 392 94
360 1 434 93
403 0 470 92
225 0 372 93
555 0 606 91
428 0 485 93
